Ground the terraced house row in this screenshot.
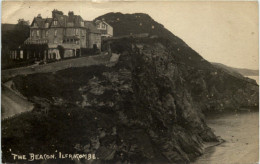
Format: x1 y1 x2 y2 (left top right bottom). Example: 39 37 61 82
10 9 113 61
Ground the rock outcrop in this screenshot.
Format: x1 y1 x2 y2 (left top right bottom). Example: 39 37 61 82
2 13 258 164
3 36 258 164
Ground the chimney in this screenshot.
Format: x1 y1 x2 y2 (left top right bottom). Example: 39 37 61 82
52 9 63 18
68 11 74 17
37 14 42 19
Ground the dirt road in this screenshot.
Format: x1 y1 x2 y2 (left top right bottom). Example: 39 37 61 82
2 54 112 82
2 84 34 119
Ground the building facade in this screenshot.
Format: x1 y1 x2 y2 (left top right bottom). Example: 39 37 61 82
11 10 101 61
95 20 113 39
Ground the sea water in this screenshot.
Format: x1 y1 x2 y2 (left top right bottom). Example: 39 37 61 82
194 111 259 164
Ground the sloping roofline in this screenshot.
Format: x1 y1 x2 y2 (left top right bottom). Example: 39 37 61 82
95 20 112 27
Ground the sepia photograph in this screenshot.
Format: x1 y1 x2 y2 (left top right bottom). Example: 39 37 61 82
1 1 259 164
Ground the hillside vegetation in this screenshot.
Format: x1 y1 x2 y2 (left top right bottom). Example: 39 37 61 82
2 23 30 69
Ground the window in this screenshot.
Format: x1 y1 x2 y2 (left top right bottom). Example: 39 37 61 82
81 29 84 36
63 29 66 35
34 23 37 27
36 30 40 37
102 23 106 28
81 21 84 27
46 30 49 37
75 29 79 35
31 31 34 37
54 30 57 36
45 23 49 28
53 20 58 26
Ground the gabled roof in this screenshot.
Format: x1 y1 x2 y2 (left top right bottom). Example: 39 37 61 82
49 15 67 28
31 17 46 28
31 17 53 28
55 15 67 27
30 10 100 31
95 20 112 27
45 18 53 24
85 21 100 34
44 18 52 28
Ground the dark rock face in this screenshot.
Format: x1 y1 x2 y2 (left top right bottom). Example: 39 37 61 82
3 13 258 164
96 12 258 111
3 38 218 163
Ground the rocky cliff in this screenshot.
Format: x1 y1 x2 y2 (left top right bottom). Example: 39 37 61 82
2 36 257 164
2 13 258 164
96 12 259 112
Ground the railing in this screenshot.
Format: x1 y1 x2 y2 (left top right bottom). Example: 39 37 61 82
24 39 49 44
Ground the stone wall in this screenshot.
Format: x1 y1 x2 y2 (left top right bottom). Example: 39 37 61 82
88 33 101 49
64 49 75 58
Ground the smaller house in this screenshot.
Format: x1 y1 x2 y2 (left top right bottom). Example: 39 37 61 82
95 20 113 39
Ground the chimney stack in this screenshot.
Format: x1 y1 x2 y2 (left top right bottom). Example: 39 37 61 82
68 11 74 17
52 9 63 18
37 14 42 19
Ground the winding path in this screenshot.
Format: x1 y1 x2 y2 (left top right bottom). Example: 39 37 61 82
2 83 34 119
1 53 120 119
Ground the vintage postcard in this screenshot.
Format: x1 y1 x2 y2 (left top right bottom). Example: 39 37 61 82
1 1 259 164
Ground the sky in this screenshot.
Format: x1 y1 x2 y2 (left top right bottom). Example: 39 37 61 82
2 1 259 69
